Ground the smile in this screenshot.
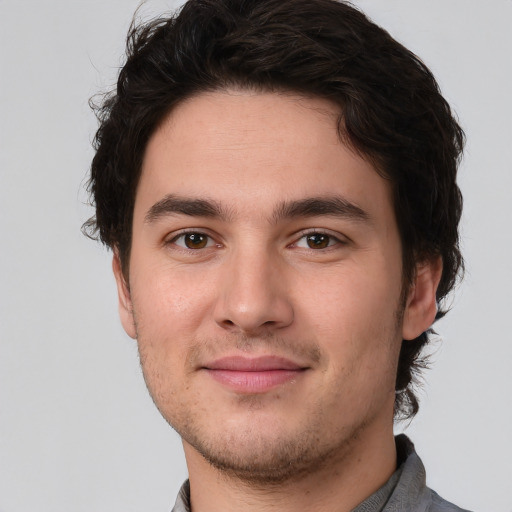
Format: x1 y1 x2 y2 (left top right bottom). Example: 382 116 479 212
203 356 308 393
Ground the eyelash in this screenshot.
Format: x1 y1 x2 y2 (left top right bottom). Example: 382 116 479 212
166 229 346 252
167 231 219 250
291 230 346 250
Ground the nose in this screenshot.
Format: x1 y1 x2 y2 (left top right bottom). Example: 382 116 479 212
213 247 294 335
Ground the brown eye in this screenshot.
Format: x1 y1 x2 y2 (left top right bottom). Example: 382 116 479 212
306 233 331 249
183 233 209 249
172 232 213 250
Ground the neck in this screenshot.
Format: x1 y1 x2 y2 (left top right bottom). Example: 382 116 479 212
184 425 397 512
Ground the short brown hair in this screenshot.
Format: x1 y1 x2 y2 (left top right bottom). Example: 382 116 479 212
84 0 464 419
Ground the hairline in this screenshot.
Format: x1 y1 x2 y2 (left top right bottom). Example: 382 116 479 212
118 85 396 280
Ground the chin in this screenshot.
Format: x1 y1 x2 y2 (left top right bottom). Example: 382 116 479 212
177 412 364 486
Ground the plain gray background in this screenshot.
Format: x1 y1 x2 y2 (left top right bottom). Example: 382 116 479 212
1 1 511 511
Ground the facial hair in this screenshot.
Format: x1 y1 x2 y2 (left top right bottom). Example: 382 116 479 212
135 325 399 487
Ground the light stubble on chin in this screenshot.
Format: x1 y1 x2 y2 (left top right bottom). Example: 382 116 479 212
137 332 364 486
135 319 401 487
181 412 370 487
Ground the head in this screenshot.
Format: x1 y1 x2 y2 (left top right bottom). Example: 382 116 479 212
85 0 463 426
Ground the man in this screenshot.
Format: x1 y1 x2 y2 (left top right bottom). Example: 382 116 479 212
84 0 469 510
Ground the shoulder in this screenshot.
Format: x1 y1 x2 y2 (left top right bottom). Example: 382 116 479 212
388 435 474 512
426 489 473 512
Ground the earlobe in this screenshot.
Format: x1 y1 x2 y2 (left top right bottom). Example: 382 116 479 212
112 251 137 339
402 257 443 341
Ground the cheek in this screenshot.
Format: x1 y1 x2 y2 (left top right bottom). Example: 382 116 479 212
302 259 401 324
131 275 198 407
300 261 403 371
130 258 217 332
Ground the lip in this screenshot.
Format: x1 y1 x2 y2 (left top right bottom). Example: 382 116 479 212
203 356 308 393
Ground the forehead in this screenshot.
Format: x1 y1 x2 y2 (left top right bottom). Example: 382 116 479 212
136 89 392 222
154 89 341 149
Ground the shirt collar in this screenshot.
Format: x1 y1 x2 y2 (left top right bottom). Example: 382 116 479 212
171 435 426 512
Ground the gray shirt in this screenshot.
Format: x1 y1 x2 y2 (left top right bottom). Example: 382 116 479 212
171 435 472 512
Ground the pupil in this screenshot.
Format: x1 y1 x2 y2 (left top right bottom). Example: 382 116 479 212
185 233 207 249
307 234 329 249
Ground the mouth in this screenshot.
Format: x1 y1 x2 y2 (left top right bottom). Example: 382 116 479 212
202 355 309 393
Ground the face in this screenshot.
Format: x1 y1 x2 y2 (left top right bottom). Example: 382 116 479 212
114 90 439 483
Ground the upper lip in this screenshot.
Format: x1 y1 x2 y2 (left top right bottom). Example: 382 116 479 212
203 355 306 371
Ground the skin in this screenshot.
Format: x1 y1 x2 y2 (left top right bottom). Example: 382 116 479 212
113 90 441 512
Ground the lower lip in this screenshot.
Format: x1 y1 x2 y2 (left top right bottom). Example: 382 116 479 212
205 369 304 393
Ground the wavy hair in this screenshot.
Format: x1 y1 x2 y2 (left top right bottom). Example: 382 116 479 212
84 0 465 419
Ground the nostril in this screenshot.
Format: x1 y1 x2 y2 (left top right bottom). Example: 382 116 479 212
214 286 294 333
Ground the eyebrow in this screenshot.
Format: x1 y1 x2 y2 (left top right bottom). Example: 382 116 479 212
144 194 231 223
272 196 370 224
144 194 370 225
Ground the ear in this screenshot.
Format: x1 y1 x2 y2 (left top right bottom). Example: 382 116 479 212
112 250 137 339
402 257 443 341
